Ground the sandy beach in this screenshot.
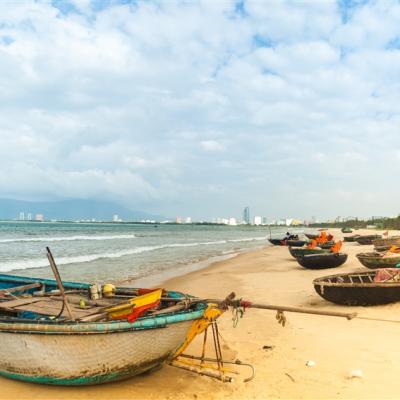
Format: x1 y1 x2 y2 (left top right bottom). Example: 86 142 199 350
2 228 400 399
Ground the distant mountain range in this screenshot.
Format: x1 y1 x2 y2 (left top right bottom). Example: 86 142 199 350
0 198 167 222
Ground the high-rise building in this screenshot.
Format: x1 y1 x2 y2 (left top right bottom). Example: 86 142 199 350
35 214 44 222
19 212 25 221
254 216 262 226
243 207 250 224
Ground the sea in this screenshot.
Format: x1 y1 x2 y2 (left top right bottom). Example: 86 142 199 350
0 222 296 286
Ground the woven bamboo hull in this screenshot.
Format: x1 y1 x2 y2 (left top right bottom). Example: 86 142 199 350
355 235 382 245
313 272 400 306
356 252 400 269
286 240 307 247
0 320 194 385
269 238 285 246
343 235 359 242
288 247 329 259
373 237 400 249
296 253 348 269
319 241 335 249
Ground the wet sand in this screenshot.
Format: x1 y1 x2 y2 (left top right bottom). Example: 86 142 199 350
2 228 400 399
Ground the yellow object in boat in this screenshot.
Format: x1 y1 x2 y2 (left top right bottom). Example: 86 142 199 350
102 283 116 297
107 289 163 320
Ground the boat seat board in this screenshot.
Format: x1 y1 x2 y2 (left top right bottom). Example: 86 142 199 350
13 301 104 318
0 283 42 296
0 297 44 309
0 297 104 318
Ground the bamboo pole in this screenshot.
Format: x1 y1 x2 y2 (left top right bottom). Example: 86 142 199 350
206 292 357 320
243 302 357 320
46 247 75 321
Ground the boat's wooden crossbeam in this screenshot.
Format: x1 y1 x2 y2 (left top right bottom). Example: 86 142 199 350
0 295 105 319
0 282 42 297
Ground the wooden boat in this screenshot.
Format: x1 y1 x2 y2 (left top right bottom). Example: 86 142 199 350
268 235 302 246
355 234 382 245
341 227 353 233
356 252 400 269
288 247 329 259
296 253 347 269
305 233 319 240
286 240 307 247
373 237 400 249
318 241 335 249
313 271 400 306
343 235 360 242
268 238 286 246
0 274 208 385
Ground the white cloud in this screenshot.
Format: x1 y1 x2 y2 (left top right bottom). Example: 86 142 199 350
200 140 225 152
0 0 399 219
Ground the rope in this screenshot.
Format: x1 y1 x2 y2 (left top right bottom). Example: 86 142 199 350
231 299 246 327
276 310 287 327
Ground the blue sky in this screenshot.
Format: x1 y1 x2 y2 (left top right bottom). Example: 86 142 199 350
0 0 399 221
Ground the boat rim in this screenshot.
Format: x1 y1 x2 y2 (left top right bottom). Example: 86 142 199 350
313 272 400 288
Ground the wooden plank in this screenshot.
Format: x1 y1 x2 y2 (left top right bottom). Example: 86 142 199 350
13 300 104 317
0 282 42 296
0 297 43 309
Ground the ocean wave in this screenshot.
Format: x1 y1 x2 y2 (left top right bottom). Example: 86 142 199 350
228 236 268 242
0 234 136 243
0 236 269 272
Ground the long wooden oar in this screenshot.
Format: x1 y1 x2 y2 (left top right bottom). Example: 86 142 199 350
235 301 357 320
46 247 75 321
207 292 357 320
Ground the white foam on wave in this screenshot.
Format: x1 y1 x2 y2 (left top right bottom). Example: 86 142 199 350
0 236 269 272
228 236 268 242
0 234 136 243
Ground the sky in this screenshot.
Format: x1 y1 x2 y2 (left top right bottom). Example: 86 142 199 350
0 0 399 221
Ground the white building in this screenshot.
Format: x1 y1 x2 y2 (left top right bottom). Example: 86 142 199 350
185 217 192 224
254 216 262 226
35 214 44 222
228 217 237 226
112 214 121 222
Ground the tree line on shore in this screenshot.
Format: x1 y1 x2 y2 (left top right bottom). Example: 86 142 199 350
309 216 400 230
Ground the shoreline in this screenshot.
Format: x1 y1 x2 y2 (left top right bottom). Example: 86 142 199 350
2 228 400 399
127 244 267 289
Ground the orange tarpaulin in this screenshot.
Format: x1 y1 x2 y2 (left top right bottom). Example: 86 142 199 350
388 246 400 254
307 239 317 249
330 240 342 253
316 231 327 244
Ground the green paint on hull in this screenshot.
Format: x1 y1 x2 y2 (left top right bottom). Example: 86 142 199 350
289 248 329 259
357 254 400 269
0 359 165 386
